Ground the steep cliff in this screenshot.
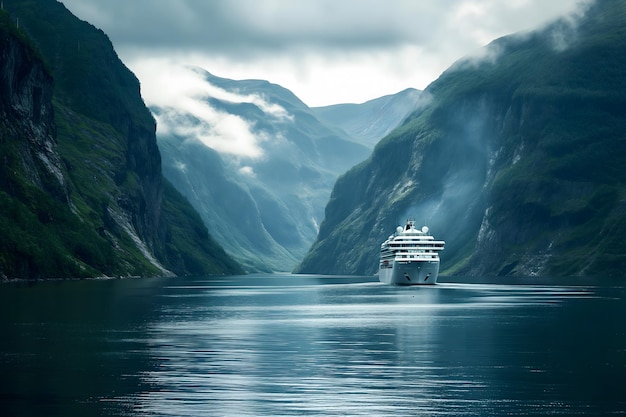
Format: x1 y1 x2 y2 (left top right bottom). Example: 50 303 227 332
296 0 626 277
0 1 242 279
0 11 60 199
0 9 82 278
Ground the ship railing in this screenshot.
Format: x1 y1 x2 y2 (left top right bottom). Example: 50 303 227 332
395 254 440 260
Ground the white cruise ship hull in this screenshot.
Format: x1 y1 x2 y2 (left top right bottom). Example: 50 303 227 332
379 260 439 285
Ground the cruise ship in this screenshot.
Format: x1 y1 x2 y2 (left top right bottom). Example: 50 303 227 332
379 220 445 285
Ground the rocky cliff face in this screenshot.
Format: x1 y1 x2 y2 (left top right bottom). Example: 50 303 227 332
0 24 65 200
115 113 164 257
296 0 626 278
0 2 242 279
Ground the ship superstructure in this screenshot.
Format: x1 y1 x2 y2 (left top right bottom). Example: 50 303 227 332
379 220 445 285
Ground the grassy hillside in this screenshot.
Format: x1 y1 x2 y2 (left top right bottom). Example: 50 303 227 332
297 0 626 277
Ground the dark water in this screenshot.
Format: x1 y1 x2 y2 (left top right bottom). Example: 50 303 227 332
1 274 625 416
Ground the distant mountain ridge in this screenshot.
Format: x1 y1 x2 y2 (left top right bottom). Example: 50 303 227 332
150 66 420 272
154 69 416 272
312 88 421 148
296 0 626 277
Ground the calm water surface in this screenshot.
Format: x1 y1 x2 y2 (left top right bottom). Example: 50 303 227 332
1 274 625 416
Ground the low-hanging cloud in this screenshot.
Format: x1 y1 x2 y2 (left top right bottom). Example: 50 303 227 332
455 0 594 68
185 67 293 121
63 0 591 105
547 0 594 52
134 59 291 159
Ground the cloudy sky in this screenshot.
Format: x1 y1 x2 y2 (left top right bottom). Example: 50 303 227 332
61 0 588 106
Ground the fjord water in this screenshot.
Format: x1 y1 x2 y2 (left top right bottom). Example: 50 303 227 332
1 275 625 416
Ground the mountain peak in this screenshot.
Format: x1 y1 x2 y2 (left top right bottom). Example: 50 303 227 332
312 88 422 147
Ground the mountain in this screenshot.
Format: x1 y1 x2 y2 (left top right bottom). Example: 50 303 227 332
153 69 373 272
0 0 242 279
312 88 421 148
296 0 626 277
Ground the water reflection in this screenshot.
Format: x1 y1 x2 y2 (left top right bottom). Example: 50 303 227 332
0 278 166 417
129 276 624 416
1 275 624 416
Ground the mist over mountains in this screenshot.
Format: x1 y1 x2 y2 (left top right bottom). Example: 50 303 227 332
297 0 626 277
151 68 418 272
3 0 625 281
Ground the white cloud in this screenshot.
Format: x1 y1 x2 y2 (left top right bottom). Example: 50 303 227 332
239 166 256 177
124 46 438 107
133 59 292 158
185 68 293 121
63 0 590 106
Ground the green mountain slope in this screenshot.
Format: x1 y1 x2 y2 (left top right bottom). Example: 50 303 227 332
154 68 371 272
1 0 242 279
312 88 421 148
296 0 626 277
